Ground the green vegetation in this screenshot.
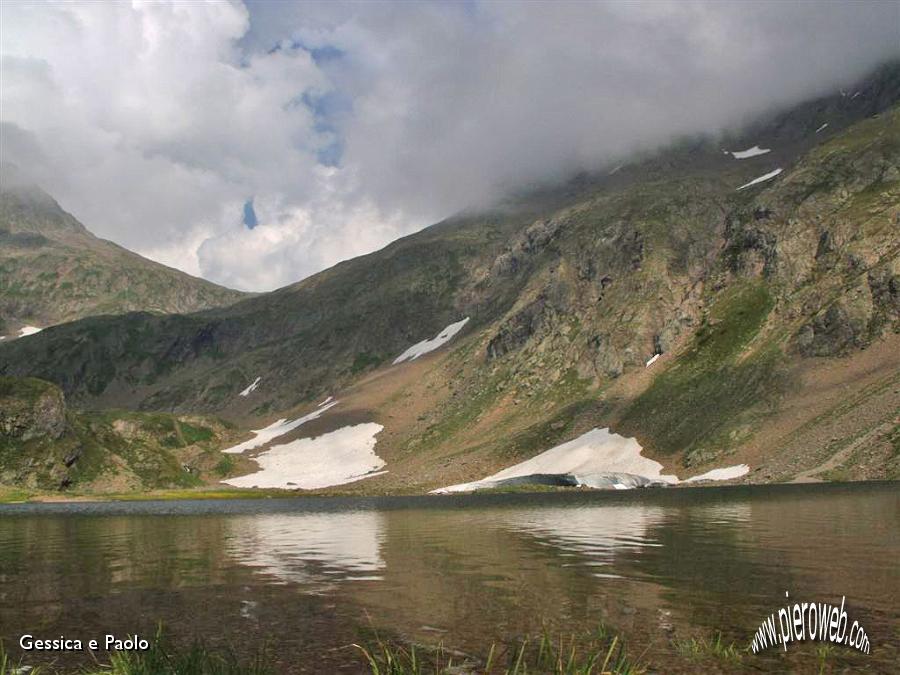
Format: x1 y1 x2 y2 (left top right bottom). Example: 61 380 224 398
672 632 743 664
619 281 782 460
1 625 641 675
355 626 642 675
180 422 213 444
0 377 238 494
214 455 236 477
352 351 385 374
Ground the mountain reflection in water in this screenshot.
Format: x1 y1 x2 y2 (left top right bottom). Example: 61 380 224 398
0 484 896 673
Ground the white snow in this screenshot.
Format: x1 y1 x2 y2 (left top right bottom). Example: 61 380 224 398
393 317 470 364
319 396 334 407
608 164 623 175
850 91 861 100
433 428 750 493
18 326 42 337
239 376 261 397
433 428 679 493
736 168 782 191
729 145 771 159
815 123 828 134
223 422 386 489
645 353 660 368
683 464 750 483
222 400 338 454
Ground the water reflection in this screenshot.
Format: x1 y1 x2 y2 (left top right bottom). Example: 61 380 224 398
502 504 666 566
0 485 897 673
226 511 385 587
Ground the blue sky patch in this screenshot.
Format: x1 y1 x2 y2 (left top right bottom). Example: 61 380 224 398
243 199 258 229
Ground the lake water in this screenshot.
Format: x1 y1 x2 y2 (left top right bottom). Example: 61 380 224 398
1 483 897 673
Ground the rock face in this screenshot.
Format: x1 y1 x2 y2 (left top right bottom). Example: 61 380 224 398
0 376 66 442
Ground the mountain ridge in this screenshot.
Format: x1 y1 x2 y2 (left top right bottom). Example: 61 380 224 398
0 173 248 336
1 62 898 494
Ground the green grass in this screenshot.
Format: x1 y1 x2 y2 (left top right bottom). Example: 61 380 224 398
355 626 643 674
180 422 214 445
214 455 236 477
618 281 783 459
351 351 385 374
672 632 743 664
1 622 640 674
0 485 35 503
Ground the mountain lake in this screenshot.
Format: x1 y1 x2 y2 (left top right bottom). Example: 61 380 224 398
1 482 897 673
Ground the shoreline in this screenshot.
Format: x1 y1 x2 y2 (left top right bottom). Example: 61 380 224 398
1 477 895 508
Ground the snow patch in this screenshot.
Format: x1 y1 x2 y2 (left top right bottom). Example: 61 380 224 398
433 428 750 493
239 377 261 397
608 164 623 175
850 91 861 100
645 353 660 368
18 326 42 337
222 401 338 454
683 464 749 483
736 168 782 191
815 123 828 134
319 396 334 407
729 145 770 159
433 428 679 493
223 423 386 489
393 317 470 364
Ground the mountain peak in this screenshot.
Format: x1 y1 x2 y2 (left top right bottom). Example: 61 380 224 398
0 164 88 236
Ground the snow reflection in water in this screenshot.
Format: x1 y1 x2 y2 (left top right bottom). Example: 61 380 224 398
226 511 386 587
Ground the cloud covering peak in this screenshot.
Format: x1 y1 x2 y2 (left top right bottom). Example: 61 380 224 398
2 0 898 290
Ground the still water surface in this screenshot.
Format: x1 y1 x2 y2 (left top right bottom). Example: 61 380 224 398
1 483 897 673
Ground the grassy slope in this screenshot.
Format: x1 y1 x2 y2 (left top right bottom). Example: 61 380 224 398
0 185 246 331
617 281 781 463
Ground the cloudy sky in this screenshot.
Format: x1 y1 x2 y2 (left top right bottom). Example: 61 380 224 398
2 1 898 291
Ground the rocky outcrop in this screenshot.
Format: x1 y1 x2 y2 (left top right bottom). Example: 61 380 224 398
795 300 869 357
0 376 66 442
868 264 900 323
724 217 778 277
490 217 565 278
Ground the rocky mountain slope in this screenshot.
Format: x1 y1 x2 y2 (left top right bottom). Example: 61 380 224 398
1 62 898 494
0 171 247 338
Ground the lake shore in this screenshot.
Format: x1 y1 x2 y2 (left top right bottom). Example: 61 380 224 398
1 477 894 507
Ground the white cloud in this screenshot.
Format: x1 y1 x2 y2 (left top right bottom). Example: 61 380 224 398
2 1 898 291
